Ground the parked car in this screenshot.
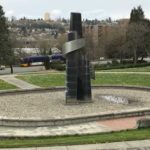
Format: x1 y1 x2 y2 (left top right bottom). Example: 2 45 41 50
20 63 29 67
20 56 49 67
0 65 5 70
49 54 66 63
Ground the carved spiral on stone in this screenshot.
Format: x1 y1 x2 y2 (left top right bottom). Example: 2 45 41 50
62 38 85 55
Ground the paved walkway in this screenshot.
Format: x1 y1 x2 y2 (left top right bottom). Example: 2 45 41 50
0 140 149 150
0 122 110 137
0 117 146 137
96 71 150 74
0 75 39 89
97 116 143 131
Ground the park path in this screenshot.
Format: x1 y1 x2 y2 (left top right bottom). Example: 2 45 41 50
0 116 149 149
0 75 39 89
96 71 150 74
0 116 146 137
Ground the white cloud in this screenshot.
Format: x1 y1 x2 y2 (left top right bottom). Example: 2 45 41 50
145 11 150 19
5 10 14 18
111 13 130 20
1 0 150 20
17 14 41 19
82 9 108 19
50 9 62 20
84 9 104 15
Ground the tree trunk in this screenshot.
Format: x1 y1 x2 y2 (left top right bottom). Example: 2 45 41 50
44 59 50 70
120 50 123 64
134 48 137 65
10 65 13 74
141 56 144 62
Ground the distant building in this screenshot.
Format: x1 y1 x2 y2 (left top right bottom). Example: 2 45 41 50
83 25 106 58
44 12 50 21
83 21 129 59
117 19 129 28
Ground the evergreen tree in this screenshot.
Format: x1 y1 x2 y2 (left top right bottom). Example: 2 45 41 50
130 6 144 23
126 6 150 64
0 5 14 73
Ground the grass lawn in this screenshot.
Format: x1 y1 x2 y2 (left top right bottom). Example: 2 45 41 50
92 73 150 87
17 73 65 87
16 73 150 87
0 79 17 90
100 66 150 72
0 128 149 148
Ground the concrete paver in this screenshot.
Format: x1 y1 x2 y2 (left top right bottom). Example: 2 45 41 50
0 116 147 137
66 143 129 150
0 122 110 137
0 75 39 89
38 147 67 150
126 139 150 148
0 88 149 119
97 117 142 131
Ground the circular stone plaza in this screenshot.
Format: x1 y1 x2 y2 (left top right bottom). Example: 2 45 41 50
0 87 149 120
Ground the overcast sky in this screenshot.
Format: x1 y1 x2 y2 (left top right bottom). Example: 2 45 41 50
0 0 150 20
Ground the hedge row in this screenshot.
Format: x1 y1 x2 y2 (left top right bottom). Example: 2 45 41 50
49 61 150 71
94 63 150 70
49 62 66 71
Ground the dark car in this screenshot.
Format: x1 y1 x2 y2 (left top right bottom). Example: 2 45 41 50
49 54 65 63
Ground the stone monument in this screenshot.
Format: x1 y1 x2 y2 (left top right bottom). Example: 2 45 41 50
63 12 92 104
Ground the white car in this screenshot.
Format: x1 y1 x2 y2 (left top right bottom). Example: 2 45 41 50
0 65 5 70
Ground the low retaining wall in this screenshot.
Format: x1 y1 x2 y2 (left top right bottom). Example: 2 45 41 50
0 86 149 127
137 117 150 128
0 108 149 127
0 85 149 96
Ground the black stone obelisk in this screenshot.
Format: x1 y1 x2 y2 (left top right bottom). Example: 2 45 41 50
65 13 91 104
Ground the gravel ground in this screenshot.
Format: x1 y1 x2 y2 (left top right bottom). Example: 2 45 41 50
0 88 149 119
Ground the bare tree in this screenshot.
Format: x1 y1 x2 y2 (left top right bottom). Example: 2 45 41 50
84 30 95 60
126 22 149 64
56 33 67 51
37 39 52 55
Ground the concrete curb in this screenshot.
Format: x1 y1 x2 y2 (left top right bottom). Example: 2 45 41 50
0 87 65 95
0 85 149 95
0 86 149 127
93 85 150 91
0 108 149 127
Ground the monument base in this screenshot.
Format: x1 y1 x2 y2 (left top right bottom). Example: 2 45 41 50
66 98 93 105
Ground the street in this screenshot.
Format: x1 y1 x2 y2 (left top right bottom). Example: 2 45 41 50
0 66 45 75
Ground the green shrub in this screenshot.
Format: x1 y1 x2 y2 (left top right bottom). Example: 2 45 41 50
50 62 66 71
112 59 119 65
94 62 150 70
122 60 148 64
